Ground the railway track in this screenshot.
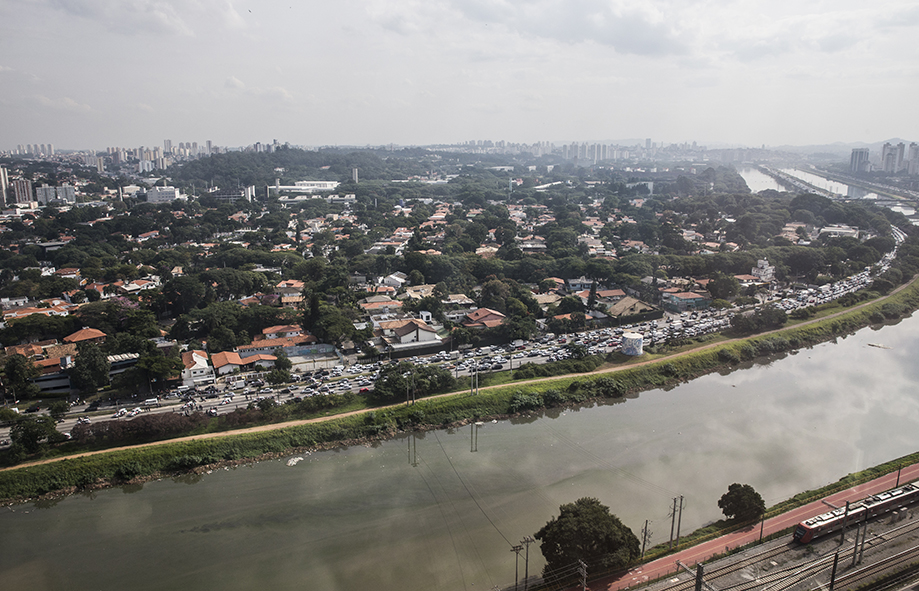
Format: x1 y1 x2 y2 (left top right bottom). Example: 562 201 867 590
652 517 919 591
658 545 793 591
831 544 919 591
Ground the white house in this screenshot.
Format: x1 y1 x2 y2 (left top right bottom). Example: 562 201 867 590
181 350 215 387
383 272 409 288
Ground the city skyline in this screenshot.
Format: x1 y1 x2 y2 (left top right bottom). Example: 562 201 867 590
2 1 918 151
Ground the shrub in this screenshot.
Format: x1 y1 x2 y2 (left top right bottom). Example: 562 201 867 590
509 392 543 413
718 349 740 364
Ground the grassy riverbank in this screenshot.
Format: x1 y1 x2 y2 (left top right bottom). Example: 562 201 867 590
2 277 919 502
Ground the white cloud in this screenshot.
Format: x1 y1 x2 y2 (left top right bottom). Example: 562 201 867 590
34 95 92 112
42 0 250 37
223 76 293 102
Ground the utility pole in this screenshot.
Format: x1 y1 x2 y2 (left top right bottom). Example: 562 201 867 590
694 563 704 591
829 552 840 591
669 497 678 549
856 512 868 565
578 560 587 591
511 545 523 591
521 536 535 591
851 517 861 567
641 520 652 559
838 501 850 545
675 496 684 549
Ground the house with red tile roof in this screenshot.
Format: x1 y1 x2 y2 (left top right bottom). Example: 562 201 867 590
462 308 506 329
63 327 107 344
181 350 215 386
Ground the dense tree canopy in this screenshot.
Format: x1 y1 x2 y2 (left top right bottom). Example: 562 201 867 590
535 497 640 578
718 483 766 521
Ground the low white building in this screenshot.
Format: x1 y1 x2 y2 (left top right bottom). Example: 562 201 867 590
181 350 215 387
146 186 181 203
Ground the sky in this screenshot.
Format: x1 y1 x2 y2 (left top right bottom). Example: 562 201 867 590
2 0 918 152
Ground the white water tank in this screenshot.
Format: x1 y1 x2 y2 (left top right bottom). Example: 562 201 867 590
621 332 644 356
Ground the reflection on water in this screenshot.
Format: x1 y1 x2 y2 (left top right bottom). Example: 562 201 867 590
4 316 919 591
780 168 880 200
737 167 785 193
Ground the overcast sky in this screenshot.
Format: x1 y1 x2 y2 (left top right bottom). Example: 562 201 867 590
2 0 918 151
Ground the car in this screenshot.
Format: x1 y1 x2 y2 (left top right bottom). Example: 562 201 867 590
359 387 370 393
25 405 41 413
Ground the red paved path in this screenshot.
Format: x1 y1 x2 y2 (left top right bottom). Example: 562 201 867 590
595 462 919 590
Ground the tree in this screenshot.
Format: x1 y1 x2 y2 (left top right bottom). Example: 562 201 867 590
708 272 740 300
47 400 70 421
273 349 292 371
10 416 59 454
134 351 184 392
67 343 111 394
371 361 455 402
718 483 765 521
2 354 41 400
266 368 290 385
535 497 640 578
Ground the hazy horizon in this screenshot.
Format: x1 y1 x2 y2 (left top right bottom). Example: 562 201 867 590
3 1 918 152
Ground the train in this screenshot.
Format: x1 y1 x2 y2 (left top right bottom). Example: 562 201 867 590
793 480 919 543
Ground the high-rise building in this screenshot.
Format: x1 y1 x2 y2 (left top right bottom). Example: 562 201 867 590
646 138 652 150
164 139 172 154
882 143 898 172
0 166 9 206
11 179 34 204
908 143 919 176
35 184 57 204
57 184 75 203
849 148 870 173
206 140 212 156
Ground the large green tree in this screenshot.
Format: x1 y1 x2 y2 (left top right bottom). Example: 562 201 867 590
2 354 41 400
536 497 639 578
10 415 59 454
68 343 111 394
718 483 765 521
371 361 456 402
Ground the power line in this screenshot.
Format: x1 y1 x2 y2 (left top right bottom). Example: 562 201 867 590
412 455 471 591
538 422 677 498
432 430 514 547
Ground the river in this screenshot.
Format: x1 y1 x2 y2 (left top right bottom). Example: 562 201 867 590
3 316 919 591
737 166 785 193
778 167 881 200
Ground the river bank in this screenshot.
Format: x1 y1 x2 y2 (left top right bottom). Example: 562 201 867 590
2 276 919 504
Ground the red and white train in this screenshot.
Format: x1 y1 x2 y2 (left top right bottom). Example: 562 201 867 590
793 480 919 543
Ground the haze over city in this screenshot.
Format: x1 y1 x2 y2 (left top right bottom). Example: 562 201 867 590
2 0 919 150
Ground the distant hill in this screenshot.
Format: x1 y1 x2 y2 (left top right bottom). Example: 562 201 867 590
769 138 914 158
